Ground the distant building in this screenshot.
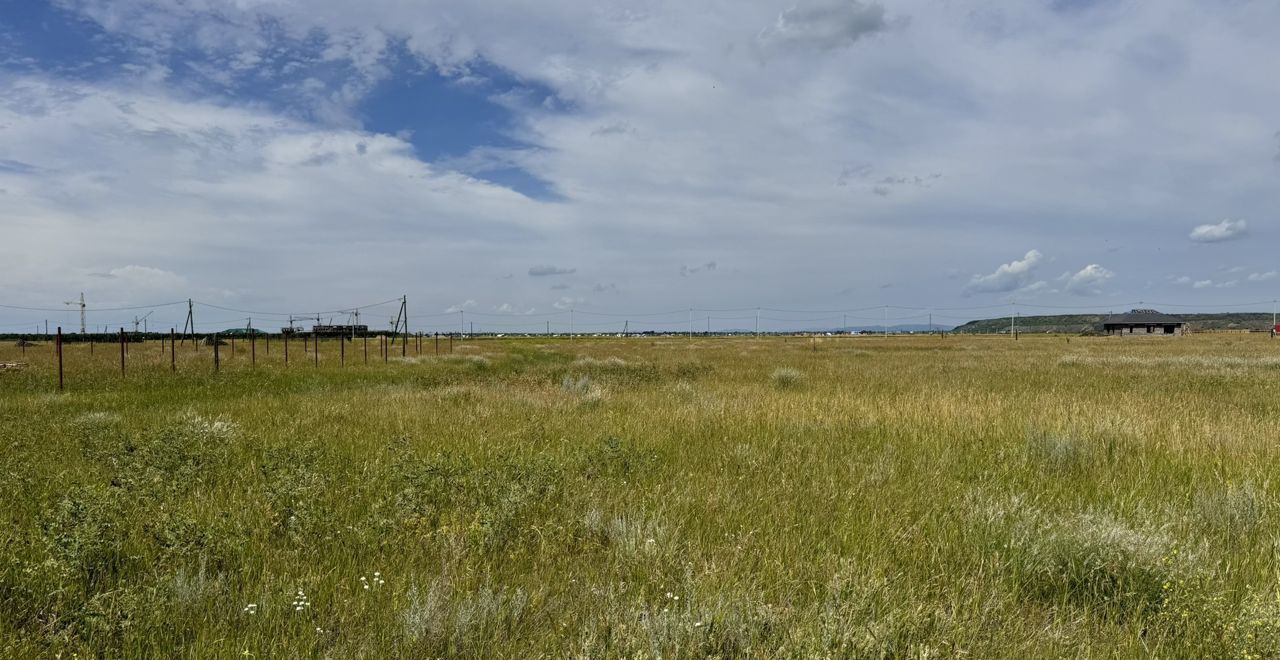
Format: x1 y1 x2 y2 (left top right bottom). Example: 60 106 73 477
1102 309 1185 336
312 325 368 337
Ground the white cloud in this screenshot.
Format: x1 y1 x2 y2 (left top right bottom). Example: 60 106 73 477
759 0 890 51
1248 271 1277 282
1193 280 1213 289
1172 275 1193 285
1189 219 1248 243
445 300 477 313
490 303 537 314
1019 280 1052 295
965 250 1043 295
552 296 584 310
1063 264 1114 296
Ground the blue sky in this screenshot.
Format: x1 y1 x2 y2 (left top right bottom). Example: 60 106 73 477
1 0 1279 332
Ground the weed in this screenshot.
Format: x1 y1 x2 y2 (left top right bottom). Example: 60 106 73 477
769 366 805 388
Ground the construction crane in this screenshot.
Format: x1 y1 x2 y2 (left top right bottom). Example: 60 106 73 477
132 311 153 334
64 293 86 334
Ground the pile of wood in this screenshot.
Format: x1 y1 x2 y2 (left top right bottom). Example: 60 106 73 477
0 362 28 371
201 336 226 346
13 339 36 347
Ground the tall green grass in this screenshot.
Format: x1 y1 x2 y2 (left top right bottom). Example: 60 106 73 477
2 334 1280 656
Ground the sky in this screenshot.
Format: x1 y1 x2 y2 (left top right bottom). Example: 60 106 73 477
1 0 1279 333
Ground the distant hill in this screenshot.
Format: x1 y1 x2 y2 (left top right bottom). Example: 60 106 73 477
952 312 1278 335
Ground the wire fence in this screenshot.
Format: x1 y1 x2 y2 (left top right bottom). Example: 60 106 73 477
4 294 1279 392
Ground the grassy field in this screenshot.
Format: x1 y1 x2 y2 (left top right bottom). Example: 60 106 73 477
4 334 1280 657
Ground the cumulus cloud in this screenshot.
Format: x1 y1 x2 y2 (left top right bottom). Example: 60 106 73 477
528 265 576 277
1189 219 1248 243
964 250 1043 295
1193 280 1213 289
1246 271 1277 282
552 296 583 310
1063 264 1114 296
759 0 889 51
445 300 477 313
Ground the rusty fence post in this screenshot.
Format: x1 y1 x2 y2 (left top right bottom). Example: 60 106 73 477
57 327 64 390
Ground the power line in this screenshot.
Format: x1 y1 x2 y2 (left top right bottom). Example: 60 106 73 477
193 297 403 317
0 299 187 312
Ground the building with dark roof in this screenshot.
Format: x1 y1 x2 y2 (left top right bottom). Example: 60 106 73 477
1102 309 1185 336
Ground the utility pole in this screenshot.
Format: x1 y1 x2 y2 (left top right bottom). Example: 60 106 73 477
570 308 574 338
460 310 465 338
391 295 407 355
755 308 760 336
181 299 194 346
1011 302 1017 340
688 308 693 338
883 306 887 338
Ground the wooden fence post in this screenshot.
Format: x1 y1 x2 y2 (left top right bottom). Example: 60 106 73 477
56 327 64 390
214 335 220 371
119 328 126 376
